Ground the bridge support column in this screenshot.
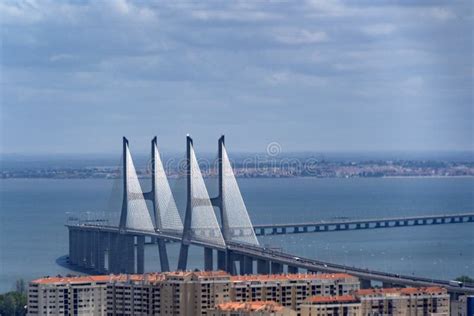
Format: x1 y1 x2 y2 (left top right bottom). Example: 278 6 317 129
241 256 253 275
257 259 270 275
158 239 170 272
96 232 106 273
271 262 283 274
117 234 133 273
226 251 237 275
217 250 226 271
92 231 99 271
86 231 93 269
68 229 76 265
204 248 213 271
109 232 120 274
307 269 318 274
360 279 371 289
92 231 99 270
287 265 298 274
79 230 88 267
137 235 145 274
382 282 396 288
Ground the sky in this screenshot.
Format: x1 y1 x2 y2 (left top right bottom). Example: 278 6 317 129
0 0 472 155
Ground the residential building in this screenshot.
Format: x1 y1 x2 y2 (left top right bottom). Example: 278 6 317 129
208 301 297 316
300 295 361 316
356 287 450 315
230 273 359 312
27 275 111 316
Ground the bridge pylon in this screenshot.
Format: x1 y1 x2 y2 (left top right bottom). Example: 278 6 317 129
178 135 226 270
212 135 259 246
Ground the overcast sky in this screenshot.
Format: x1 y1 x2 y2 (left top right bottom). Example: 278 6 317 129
0 0 472 155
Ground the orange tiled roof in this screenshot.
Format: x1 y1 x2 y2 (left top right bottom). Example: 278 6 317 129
306 295 358 304
216 301 285 312
231 273 355 282
356 287 446 296
32 271 355 285
32 273 165 285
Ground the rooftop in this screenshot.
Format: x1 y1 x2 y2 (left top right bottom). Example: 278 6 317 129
230 273 356 282
32 271 356 285
306 295 358 304
356 287 447 296
215 301 286 312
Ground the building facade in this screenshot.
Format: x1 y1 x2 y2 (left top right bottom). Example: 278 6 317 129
208 301 297 316
300 295 361 316
28 275 110 315
357 287 450 316
29 272 452 316
300 287 450 316
230 273 359 312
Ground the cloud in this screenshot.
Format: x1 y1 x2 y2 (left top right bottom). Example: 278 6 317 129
427 7 456 21
274 29 328 45
362 23 397 36
0 0 472 153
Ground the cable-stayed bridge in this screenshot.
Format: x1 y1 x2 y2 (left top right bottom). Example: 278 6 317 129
66 136 474 294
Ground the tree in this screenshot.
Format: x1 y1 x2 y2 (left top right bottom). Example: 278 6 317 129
0 280 27 316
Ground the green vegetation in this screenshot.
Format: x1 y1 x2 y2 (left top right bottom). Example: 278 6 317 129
0 280 27 316
455 275 474 283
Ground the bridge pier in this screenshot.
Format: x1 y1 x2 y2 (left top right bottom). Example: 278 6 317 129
204 247 213 271
97 232 105 273
360 279 371 289
80 230 88 268
108 232 120 274
257 259 270 274
137 235 145 274
271 262 283 274
287 265 298 274
217 250 226 271
121 234 135 274
241 256 253 275
226 251 238 275
382 282 397 288
158 239 170 272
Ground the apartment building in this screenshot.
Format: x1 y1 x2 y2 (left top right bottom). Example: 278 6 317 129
299 295 361 316
357 287 450 315
158 270 230 316
300 287 450 316
106 273 164 315
208 301 297 316
27 275 110 315
30 272 451 316
230 273 360 312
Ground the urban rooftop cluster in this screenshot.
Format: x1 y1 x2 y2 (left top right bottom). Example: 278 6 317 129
26 270 473 316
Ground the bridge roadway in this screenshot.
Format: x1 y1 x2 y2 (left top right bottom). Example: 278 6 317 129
252 212 474 236
67 224 474 295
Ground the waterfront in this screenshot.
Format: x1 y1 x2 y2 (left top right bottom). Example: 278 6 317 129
0 177 473 293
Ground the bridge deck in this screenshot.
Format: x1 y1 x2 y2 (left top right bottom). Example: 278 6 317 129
252 212 474 235
67 223 474 295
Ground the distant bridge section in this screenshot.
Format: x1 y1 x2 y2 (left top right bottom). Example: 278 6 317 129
253 212 474 236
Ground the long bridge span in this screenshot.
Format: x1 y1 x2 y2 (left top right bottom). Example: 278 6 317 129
67 223 474 295
253 212 474 236
66 136 474 295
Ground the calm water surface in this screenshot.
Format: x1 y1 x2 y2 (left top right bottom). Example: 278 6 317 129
0 177 473 293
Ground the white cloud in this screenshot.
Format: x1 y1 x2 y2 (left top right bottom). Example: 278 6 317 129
362 23 397 36
190 9 278 22
274 29 328 45
427 7 456 21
